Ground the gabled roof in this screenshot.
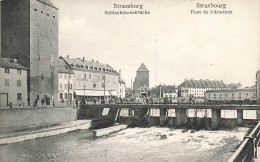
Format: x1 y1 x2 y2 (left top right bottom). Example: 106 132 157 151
60 56 118 74
57 59 74 74
205 88 256 93
37 0 58 9
137 63 149 72
0 58 28 70
179 79 229 88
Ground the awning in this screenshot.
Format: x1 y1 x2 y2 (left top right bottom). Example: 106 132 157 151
74 90 118 96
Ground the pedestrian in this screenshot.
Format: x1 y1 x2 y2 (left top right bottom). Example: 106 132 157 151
76 99 78 108
41 98 44 107
34 98 38 108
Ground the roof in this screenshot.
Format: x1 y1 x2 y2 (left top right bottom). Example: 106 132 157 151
179 79 229 88
137 63 149 72
205 88 256 93
61 56 118 75
57 59 74 74
36 0 58 9
0 58 28 70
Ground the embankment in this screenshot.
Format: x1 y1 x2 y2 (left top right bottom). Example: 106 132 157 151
0 107 77 134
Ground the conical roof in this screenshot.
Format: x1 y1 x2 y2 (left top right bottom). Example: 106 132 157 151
137 63 149 72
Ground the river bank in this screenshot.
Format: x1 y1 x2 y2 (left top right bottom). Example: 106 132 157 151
0 127 248 162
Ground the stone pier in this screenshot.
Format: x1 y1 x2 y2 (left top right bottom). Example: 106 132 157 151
93 108 103 119
134 108 148 118
176 109 186 127
212 109 221 129
160 109 167 126
237 110 243 125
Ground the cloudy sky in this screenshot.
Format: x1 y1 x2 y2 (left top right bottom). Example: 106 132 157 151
52 0 260 88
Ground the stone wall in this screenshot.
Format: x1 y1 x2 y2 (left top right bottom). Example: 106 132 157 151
0 107 77 133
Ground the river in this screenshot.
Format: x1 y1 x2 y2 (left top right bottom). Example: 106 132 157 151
0 127 247 162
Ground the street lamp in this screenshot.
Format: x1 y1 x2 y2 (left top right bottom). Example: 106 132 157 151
83 85 86 107
159 84 162 99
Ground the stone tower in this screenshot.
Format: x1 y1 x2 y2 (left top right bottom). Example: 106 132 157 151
1 0 58 105
133 63 149 97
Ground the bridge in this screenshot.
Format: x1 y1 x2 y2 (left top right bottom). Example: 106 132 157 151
79 104 260 130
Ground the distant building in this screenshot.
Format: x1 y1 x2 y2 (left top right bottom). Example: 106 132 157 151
118 69 126 98
205 88 256 104
178 79 231 98
163 88 178 98
60 56 119 100
257 70 260 104
133 63 149 97
57 59 74 106
0 58 28 107
1 0 59 105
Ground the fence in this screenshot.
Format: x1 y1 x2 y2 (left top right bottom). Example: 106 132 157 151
228 121 260 162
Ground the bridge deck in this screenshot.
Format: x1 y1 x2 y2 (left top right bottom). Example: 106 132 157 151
84 104 260 110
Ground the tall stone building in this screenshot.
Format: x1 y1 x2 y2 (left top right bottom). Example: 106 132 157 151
257 70 260 104
1 0 58 105
133 63 149 97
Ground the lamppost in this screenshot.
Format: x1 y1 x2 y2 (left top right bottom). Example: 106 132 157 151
83 85 86 107
159 84 162 99
103 75 105 104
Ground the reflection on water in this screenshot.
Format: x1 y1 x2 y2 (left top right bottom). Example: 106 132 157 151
0 127 246 162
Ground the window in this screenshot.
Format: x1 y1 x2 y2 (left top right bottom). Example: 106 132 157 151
41 11 43 14
17 80 21 87
102 75 105 80
89 74 92 79
5 68 9 73
34 8 37 11
69 84 72 89
60 74 63 78
219 94 222 99
208 94 211 99
64 93 68 99
65 84 68 89
53 15 55 18
47 13 49 16
17 69 21 75
69 75 72 79
64 74 67 79
59 93 63 99
232 93 234 99
245 93 249 97
102 83 105 88
17 93 22 100
93 83 96 88
214 94 216 99
225 94 228 98
84 73 87 79
60 83 62 89
239 93 241 99
5 79 9 86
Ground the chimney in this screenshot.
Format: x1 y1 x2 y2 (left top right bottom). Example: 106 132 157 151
83 57 85 62
119 69 122 79
10 58 18 63
67 55 69 58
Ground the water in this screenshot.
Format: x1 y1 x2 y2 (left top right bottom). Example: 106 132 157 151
0 127 247 162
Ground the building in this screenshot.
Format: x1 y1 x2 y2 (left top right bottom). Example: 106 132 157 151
163 88 178 98
257 70 260 104
133 63 149 97
1 0 59 105
205 88 257 104
60 56 119 100
57 59 74 106
178 79 231 98
0 58 28 107
118 70 126 98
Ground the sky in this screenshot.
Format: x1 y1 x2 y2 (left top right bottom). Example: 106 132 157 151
52 0 260 88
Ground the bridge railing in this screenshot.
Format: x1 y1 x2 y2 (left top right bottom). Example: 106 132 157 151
228 121 260 162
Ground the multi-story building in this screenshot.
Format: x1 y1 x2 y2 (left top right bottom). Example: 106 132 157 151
0 58 28 107
57 59 74 106
60 56 119 100
133 63 149 97
257 70 260 104
205 88 257 104
163 89 178 98
1 0 58 105
178 79 231 98
118 70 126 98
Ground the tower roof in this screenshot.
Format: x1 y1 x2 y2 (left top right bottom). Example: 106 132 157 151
37 0 58 9
137 63 149 72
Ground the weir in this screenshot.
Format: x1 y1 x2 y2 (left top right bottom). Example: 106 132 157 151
79 104 260 129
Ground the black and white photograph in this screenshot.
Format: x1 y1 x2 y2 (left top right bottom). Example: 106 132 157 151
0 0 259 161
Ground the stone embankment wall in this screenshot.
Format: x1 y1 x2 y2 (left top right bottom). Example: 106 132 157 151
0 107 77 134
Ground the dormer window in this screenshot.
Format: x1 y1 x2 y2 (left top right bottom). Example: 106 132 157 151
85 66 88 69
98 68 101 71
90 66 93 70
94 67 97 70
70 64 74 67
102 68 105 71
80 65 83 68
